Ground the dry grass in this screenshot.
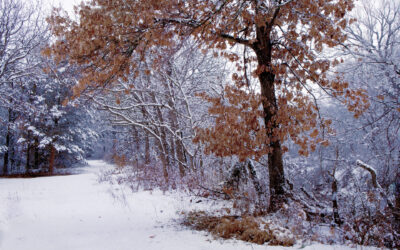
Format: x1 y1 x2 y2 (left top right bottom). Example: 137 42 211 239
182 211 295 246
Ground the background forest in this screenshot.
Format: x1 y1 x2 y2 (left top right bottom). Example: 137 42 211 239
0 0 399 247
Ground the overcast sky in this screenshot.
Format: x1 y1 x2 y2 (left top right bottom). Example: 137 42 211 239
44 0 80 15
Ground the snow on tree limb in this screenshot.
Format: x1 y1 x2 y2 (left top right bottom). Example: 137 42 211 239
356 160 379 189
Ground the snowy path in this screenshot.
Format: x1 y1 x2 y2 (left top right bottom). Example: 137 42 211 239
0 160 361 250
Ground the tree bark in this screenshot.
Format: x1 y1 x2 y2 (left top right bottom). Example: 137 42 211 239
253 25 286 213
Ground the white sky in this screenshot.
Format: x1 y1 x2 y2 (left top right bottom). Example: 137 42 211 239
44 0 80 15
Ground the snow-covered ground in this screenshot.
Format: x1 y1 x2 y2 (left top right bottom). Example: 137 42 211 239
0 160 375 250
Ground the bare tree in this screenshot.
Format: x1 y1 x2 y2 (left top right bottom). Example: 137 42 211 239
0 0 47 175
340 0 399 200
88 40 227 185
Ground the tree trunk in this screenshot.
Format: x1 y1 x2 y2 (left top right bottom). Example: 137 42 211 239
26 140 31 173
159 131 170 184
132 127 140 168
2 106 13 176
49 114 59 175
26 84 36 173
253 26 286 213
49 145 56 175
247 160 267 209
332 148 342 225
164 62 186 178
168 105 186 178
154 138 169 185
141 107 151 165
168 132 177 169
150 93 170 185
332 178 342 225
3 122 10 176
258 69 286 212
34 137 39 169
144 133 151 164
176 132 186 178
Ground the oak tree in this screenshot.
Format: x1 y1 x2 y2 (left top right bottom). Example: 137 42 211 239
47 0 368 212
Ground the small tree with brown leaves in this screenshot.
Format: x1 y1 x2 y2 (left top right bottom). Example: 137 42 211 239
47 0 368 212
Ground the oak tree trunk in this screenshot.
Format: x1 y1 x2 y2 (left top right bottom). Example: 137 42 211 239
259 70 286 213
253 26 286 213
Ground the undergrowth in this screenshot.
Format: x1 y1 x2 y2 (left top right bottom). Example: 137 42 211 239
182 211 295 246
